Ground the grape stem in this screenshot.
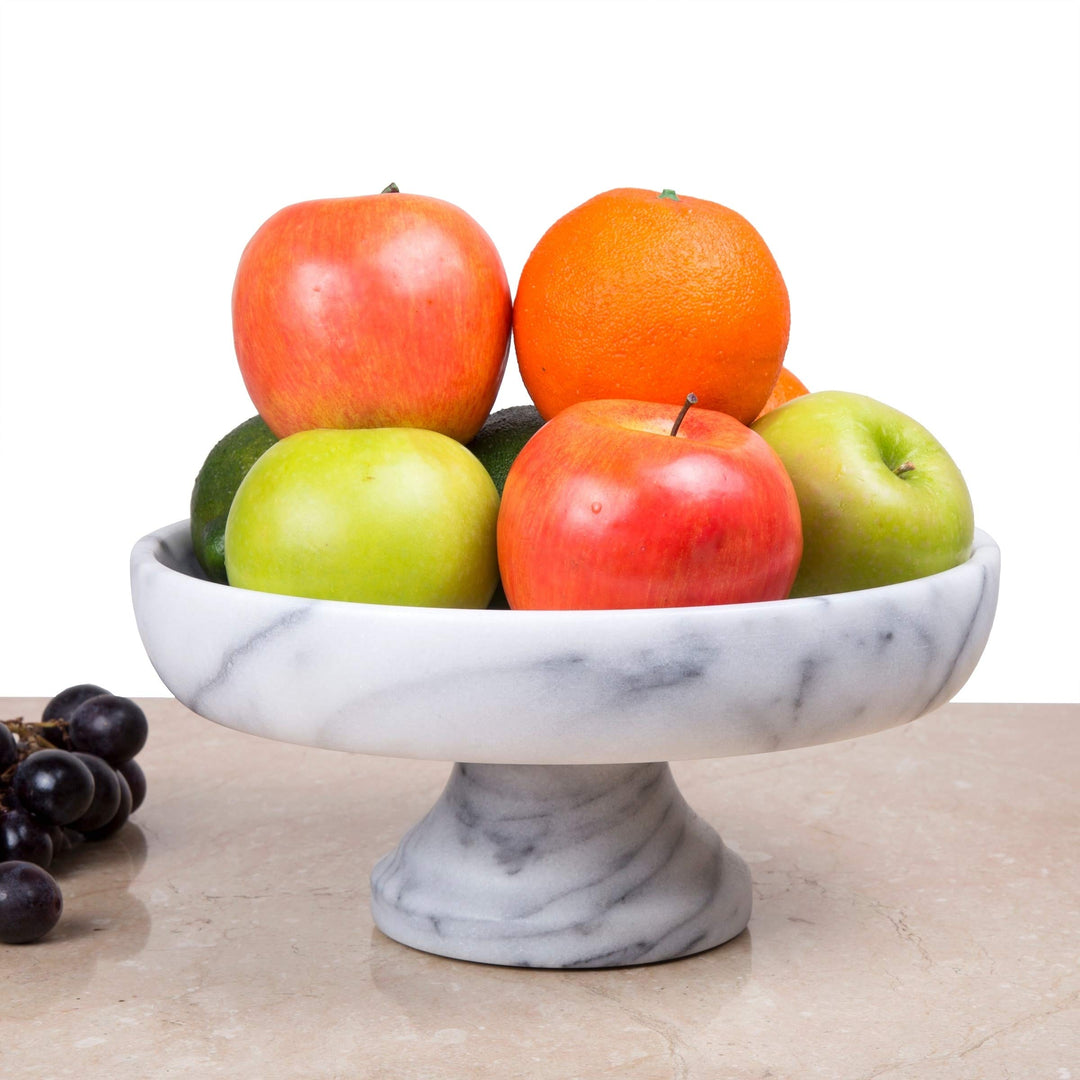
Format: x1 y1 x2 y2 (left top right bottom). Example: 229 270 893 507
1 716 70 757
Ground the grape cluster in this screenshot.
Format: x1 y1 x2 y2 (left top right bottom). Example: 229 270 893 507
1 685 147 944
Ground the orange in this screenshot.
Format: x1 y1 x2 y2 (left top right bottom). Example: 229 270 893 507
513 188 790 425
754 367 809 420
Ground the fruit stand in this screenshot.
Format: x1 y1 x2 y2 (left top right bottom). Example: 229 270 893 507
131 522 999 968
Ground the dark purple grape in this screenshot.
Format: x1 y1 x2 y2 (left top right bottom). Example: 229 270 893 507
82 772 132 841
0 724 17 771
68 696 147 765
117 758 146 813
42 684 111 725
55 827 84 857
40 684 110 747
0 861 63 944
12 750 95 827
0 809 53 869
47 826 79 859
68 754 121 833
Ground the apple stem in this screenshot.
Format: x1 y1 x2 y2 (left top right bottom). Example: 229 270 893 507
670 394 698 436
659 189 679 201
894 462 915 477
382 182 400 193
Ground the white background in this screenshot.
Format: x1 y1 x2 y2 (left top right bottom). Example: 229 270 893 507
1 0 1077 702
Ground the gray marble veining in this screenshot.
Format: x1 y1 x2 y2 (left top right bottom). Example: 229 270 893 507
370 762 751 967
130 520 999 966
131 522 999 764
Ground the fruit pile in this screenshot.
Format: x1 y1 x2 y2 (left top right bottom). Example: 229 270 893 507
1 685 147 944
192 184 974 610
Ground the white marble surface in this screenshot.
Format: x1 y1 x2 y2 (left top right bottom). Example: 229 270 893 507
370 761 752 967
131 521 999 764
131 522 998 967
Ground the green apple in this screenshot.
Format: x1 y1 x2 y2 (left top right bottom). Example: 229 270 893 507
751 390 974 597
224 427 499 607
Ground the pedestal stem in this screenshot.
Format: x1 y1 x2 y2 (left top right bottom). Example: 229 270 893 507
371 762 751 968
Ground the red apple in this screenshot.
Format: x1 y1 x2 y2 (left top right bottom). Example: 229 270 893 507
497 398 803 610
232 186 512 442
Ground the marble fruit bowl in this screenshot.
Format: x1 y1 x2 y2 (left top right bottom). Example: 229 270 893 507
131 521 999 969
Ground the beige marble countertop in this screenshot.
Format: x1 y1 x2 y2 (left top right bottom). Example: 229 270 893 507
1 699 1076 1079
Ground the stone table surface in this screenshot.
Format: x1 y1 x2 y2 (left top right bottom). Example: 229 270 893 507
0 699 1076 1079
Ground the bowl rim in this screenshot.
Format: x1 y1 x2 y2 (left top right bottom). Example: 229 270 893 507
134 519 1000 623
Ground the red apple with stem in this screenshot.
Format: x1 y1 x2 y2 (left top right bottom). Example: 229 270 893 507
497 396 803 610
232 184 512 442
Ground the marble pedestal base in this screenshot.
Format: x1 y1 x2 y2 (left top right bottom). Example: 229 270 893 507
370 762 752 968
